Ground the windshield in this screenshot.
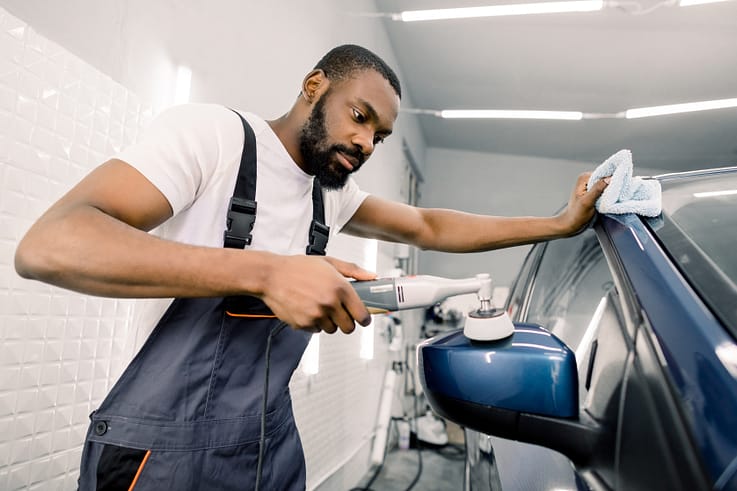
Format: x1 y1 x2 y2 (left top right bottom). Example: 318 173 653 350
653 170 737 335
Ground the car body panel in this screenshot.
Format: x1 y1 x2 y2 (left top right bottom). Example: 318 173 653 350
419 324 578 418
601 198 737 484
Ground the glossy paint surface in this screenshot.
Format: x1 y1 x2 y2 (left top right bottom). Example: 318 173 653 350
418 324 578 418
601 213 737 485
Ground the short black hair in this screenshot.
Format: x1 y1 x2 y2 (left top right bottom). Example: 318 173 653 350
314 44 402 99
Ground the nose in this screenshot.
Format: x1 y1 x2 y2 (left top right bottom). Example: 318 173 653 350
352 128 374 157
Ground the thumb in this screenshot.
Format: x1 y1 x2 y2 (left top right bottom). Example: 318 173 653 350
588 176 610 199
324 256 377 281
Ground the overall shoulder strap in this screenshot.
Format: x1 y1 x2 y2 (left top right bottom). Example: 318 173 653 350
225 108 330 255
224 109 257 249
306 179 330 256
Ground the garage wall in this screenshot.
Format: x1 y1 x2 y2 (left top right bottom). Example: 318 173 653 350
0 3 425 490
0 10 150 488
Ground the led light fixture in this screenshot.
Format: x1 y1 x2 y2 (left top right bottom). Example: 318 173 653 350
360 318 375 360
693 189 737 198
174 65 192 105
440 109 584 120
679 0 732 6
301 334 320 375
409 96 737 121
395 0 604 21
625 97 737 119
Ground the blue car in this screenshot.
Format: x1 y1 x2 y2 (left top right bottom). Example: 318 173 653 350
418 167 737 491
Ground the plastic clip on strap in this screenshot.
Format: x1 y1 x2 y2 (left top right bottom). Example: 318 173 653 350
305 179 330 256
224 197 257 249
225 109 258 250
226 108 331 255
306 221 330 256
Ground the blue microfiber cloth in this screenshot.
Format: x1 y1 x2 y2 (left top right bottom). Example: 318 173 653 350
587 149 662 217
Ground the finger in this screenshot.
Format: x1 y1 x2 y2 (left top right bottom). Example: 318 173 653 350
325 256 377 281
317 317 338 334
587 176 610 198
332 308 357 334
341 286 372 327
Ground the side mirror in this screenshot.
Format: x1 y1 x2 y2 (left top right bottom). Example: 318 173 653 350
418 323 603 465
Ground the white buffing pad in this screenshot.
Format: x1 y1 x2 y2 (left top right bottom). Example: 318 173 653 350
463 309 515 341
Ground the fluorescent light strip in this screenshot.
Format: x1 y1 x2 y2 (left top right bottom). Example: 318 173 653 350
301 334 320 375
693 189 737 198
679 0 731 6
441 109 583 120
360 318 375 360
625 97 737 119
398 0 604 21
416 96 737 121
174 65 192 105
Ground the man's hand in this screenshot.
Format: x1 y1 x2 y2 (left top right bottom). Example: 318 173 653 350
555 172 610 236
259 255 376 334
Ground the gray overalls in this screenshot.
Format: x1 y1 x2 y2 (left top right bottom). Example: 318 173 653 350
77 111 331 491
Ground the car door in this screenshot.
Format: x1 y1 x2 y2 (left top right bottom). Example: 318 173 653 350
515 222 710 490
466 227 633 490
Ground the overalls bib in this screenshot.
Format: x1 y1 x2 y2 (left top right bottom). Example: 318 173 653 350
77 111 331 491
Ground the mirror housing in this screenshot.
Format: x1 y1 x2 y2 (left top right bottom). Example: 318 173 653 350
418 323 603 465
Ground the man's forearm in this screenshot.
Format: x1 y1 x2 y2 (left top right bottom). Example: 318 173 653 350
416 208 570 253
15 204 274 299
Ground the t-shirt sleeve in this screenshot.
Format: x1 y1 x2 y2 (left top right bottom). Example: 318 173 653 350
324 177 369 234
115 103 240 216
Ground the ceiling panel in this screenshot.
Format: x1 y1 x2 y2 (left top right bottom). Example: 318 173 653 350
374 0 737 171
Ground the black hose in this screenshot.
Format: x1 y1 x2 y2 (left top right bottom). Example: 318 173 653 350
255 323 286 491
404 365 423 491
352 461 384 491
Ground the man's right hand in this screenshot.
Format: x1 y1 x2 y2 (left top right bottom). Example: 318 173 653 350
259 255 375 334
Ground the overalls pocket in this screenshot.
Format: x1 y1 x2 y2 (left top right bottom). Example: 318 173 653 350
95 444 151 491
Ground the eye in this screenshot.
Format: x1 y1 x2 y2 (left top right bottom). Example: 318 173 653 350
352 108 366 123
373 135 385 145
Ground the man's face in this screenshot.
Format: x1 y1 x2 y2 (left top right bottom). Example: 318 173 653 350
299 91 356 190
298 70 399 190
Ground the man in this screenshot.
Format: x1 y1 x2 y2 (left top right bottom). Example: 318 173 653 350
15 45 607 490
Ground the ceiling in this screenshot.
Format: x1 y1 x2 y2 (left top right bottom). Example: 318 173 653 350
374 0 737 172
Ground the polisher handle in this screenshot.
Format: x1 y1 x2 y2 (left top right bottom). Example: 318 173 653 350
351 278 399 312
351 274 492 312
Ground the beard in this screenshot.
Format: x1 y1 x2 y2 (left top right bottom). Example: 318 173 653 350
298 93 365 190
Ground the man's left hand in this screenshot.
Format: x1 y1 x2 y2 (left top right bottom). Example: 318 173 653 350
556 172 610 235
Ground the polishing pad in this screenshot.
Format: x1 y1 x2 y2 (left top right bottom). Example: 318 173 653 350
463 308 515 341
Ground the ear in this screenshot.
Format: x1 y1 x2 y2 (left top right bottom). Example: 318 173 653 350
301 69 330 104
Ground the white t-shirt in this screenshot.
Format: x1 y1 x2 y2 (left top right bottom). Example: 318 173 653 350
115 103 369 356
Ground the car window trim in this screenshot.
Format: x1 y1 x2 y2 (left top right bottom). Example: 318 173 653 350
594 219 642 343
511 242 548 322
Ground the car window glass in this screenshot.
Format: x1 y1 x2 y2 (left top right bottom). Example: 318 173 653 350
505 245 543 321
519 229 630 489
525 229 615 351
660 173 737 287
655 173 737 335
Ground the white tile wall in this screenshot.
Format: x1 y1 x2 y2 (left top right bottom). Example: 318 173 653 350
0 8 150 490
1 7 404 491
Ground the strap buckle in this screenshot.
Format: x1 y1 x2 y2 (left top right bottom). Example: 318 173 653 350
223 197 257 249
305 221 330 256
